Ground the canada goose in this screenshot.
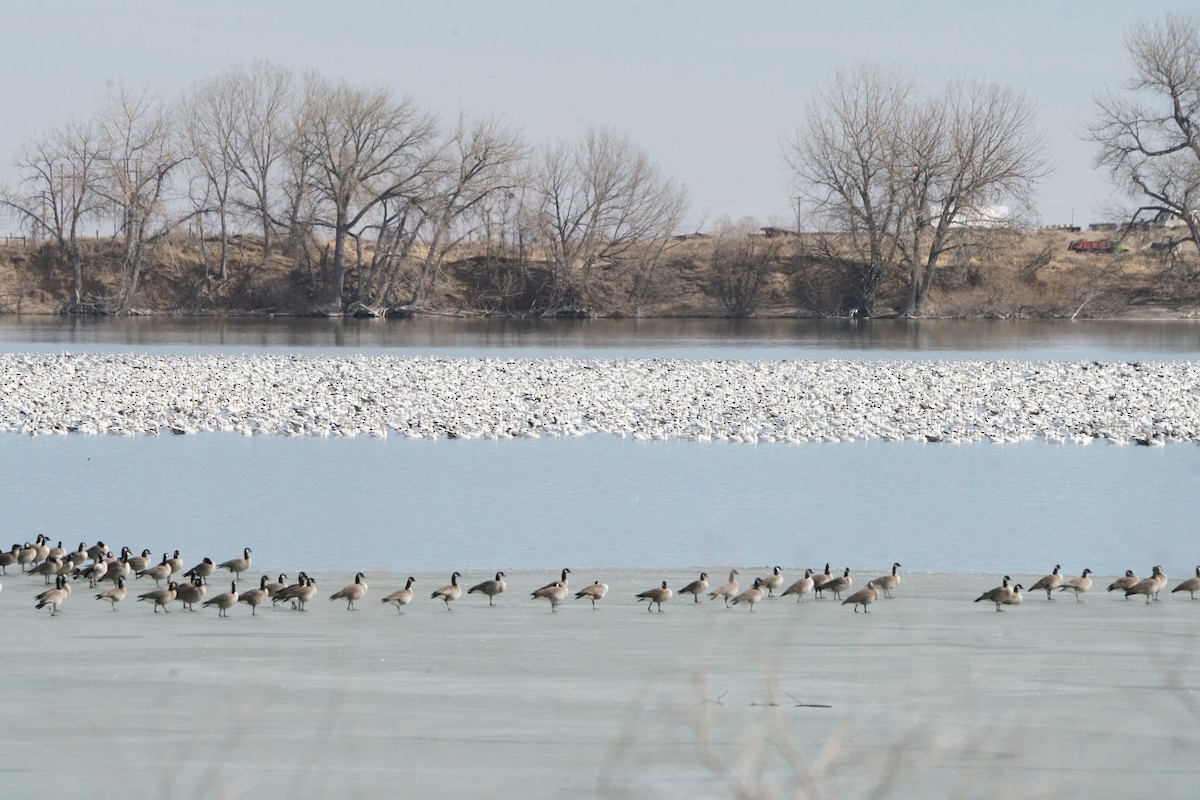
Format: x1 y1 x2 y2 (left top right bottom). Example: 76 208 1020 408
35 574 71 604
330 572 369 610
1171 566 1200 599
575 581 608 609
535 568 572 596
781 568 815 603
64 543 89 571
1107 570 1139 595
974 576 1014 611
874 563 902 599
431 571 463 610
48 540 66 560
1003 584 1025 608
382 577 416 613
760 566 784 597
29 554 64 584
531 580 569 612
291 576 317 610
85 541 107 562
94 577 127 610
100 551 131 584
137 581 178 613
707 569 740 606
203 581 240 617
166 550 183 575
17 542 39 572
636 581 673 612
843 581 880 613
1126 566 1167 604
731 578 766 611
77 556 109 588
1028 564 1064 600
184 557 215 584
272 572 310 607
126 549 153 573
32 535 50 563
238 575 271 615
0 544 20 574
137 554 173 587
35 574 70 615
678 572 709 603
822 568 853 600
1058 568 1093 601
812 563 834 597
264 573 288 598
217 548 252 580
468 572 506 606
174 577 206 611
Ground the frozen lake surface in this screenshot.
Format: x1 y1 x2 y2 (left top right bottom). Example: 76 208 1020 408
2 567 1197 799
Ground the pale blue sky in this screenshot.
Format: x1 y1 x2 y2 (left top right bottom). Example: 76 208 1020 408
1 0 1186 233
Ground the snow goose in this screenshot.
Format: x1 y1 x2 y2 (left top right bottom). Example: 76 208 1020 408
575 581 608 609
677 572 708 603
431 572 463 610
330 572 369 610
468 572 506 606
636 581 673 612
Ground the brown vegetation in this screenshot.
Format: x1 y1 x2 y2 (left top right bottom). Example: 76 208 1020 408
0 227 1196 319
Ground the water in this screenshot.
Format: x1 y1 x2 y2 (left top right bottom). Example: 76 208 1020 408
0 316 1197 577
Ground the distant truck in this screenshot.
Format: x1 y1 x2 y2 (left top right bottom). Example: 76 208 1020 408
1068 239 1115 253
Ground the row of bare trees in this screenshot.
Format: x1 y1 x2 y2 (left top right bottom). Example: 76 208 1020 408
1 62 688 315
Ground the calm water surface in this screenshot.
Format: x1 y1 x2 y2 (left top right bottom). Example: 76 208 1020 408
0 316 1196 576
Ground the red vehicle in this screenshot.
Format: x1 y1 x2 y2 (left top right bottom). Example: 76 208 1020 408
1068 239 1115 253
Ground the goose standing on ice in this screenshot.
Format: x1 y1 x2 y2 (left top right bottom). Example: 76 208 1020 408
874 563 902 599
382 577 416 613
184 557 216 585
1028 564 1064 600
760 566 784 597
218 548 252 581
636 581 673 612
175 576 206 611
330 572 369 610
1171 566 1200 599
678 572 709 603
238 575 271 615
468 572 506 606
35 575 70 616
811 564 834 598
203 581 240 617
842 581 879 613
974 576 1014 611
1058 568 1093 601
431 572 463 610
94 577 127 610
126 549 153 573
1126 566 1167 603
575 581 608 609
707 569 740 606
781 568 815 603
821 568 852 600
1107 570 1139 596
137 581 179 613
531 569 571 612
731 578 766 611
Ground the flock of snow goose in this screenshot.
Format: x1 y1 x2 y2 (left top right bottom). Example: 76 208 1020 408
0 353 1197 444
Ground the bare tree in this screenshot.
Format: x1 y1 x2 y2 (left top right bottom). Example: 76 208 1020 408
179 78 239 281
530 126 688 315
293 75 438 311
2 119 103 308
92 85 188 310
1088 12 1200 251
787 64 1049 317
708 218 781 317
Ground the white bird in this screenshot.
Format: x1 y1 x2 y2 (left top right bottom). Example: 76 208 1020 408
1028 564 1064 600
1171 566 1200 599
707 569 740 606
431 571 463 610
1058 568 1093 601
636 581 673 612
468 572 506 606
731 577 766 611
760 566 784 597
677 572 708 603
843 581 879 613
780 568 815 603
874 562 902 598
575 581 608 609
382 577 416 613
330 572 369 610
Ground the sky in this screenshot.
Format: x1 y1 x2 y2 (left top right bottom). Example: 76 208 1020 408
0 0 1187 235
